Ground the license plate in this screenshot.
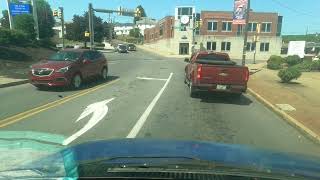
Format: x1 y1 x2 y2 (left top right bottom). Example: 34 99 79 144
216 85 227 90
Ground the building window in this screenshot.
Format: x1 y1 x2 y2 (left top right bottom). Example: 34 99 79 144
261 23 272 32
221 42 231 51
207 21 218 31
246 42 256 51
222 22 232 32
178 7 193 20
180 24 187 31
159 25 164 36
237 25 243 36
207 42 217 51
260 42 270 52
248 23 257 32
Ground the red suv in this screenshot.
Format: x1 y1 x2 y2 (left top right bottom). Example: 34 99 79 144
29 49 108 89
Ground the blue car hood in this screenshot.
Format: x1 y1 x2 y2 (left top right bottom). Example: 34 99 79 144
36 139 320 179
1 134 320 179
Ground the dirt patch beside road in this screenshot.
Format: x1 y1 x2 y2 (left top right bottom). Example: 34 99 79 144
0 46 55 80
249 68 320 140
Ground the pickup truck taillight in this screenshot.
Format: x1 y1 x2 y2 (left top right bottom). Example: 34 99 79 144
197 64 202 79
244 69 249 81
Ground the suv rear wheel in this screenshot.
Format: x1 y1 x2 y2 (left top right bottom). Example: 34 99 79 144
101 67 108 80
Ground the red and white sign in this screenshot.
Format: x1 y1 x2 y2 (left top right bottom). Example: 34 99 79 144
233 0 248 25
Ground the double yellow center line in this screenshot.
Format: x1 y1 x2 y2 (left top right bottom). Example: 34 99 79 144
0 79 120 128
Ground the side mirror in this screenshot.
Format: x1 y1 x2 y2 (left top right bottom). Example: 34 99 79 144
184 58 190 62
82 59 90 64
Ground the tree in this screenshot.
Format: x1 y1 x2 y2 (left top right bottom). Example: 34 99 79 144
129 28 142 38
35 0 55 39
134 5 147 24
14 14 36 40
65 12 105 42
0 10 10 29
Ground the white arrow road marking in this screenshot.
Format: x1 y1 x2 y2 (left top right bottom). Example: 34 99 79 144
63 98 115 145
127 73 173 138
136 77 168 81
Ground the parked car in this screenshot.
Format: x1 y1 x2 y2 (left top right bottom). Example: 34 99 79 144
184 51 249 97
117 44 128 53
127 43 136 51
29 49 108 89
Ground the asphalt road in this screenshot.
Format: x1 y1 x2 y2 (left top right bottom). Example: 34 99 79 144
0 49 320 157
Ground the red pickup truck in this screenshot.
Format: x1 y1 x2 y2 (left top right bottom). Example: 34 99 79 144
184 51 249 97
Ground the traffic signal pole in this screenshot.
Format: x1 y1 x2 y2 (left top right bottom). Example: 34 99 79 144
31 0 40 40
241 0 250 66
6 0 14 29
59 7 65 49
89 3 94 50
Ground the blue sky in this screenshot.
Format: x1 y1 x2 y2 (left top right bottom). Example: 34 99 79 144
1 0 320 35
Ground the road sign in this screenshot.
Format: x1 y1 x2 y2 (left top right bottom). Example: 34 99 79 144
9 3 31 16
85 31 90 37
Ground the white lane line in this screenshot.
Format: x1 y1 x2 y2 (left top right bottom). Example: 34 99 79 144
136 77 168 81
109 62 119 65
127 73 173 138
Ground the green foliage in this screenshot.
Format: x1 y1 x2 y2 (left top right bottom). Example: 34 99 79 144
0 28 30 46
1 10 10 29
278 67 302 83
134 5 147 24
66 12 105 43
36 0 55 39
283 34 320 43
292 61 312 72
129 28 142 38
311 61 320 71
14 14 36 40
267 55 284 70
285 55 302 66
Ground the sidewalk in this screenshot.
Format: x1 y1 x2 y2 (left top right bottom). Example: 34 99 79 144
137 45 188 58
248 67 320 141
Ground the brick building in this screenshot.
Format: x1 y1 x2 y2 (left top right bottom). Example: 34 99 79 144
143 6 283 60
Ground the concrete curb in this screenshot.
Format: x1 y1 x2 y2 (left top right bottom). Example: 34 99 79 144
247 88 320 144
0 80 29 88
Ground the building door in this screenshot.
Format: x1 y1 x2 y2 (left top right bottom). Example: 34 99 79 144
179 43 189 55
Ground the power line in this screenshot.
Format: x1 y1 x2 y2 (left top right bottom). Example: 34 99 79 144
270 0 315 17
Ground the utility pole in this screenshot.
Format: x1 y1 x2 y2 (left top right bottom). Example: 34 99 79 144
88 3 94 50
31 0 40 40
241 0 250 66
59 7 65 49
6 0 14 29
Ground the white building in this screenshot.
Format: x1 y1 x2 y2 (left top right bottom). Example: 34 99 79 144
114 23 134 36
136 17 157 35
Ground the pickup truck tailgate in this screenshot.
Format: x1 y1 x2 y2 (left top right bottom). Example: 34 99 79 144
199 64 249 85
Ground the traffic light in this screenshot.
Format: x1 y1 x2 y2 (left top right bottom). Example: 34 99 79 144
195 19 203 28
256 23 261 34
53 9 58 17
135 8 141 17
58 10 62 18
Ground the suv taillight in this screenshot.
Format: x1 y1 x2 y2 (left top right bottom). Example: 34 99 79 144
197 64 202 79
244 69 249 81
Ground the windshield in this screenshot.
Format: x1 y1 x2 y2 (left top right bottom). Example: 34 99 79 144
48 51 81 61
1 0 320 179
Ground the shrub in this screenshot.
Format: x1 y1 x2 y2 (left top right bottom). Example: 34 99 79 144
278 67 302 83
0 28 30 46
267 55 284 70
285 55 303 66
311 61 320 71
292 61 312 72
